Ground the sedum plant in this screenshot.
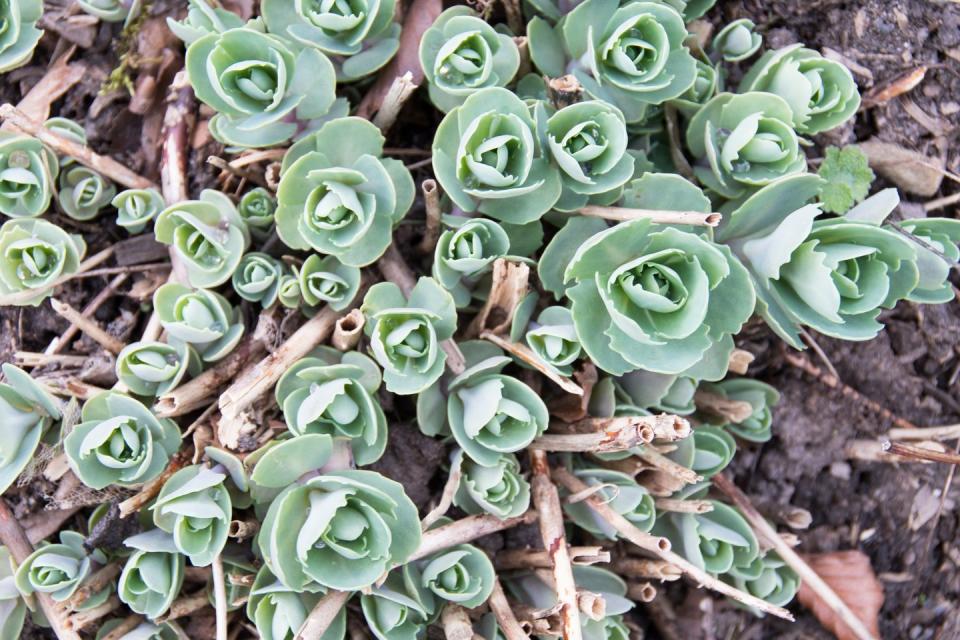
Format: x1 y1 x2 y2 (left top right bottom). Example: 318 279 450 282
64 391 181 489
96 620 184 640
527 0 697 123
686 92 806 199
452 449 530 519
0 363 61 494
233 252 286 308
259 470 420 591
168 0 245 45
77 0 142 23
419 7 520 112
275 348 388 466
545 100 635 211
701 378 779 442
899 218 960 304
726 552 800 607
671 58 720 117
298 254 362 312
433 217 511 307
0 133 58 218
116 341 201 398
553 218 754 376
238 187 277 241
13 530 103 603
276 118 414 266
44 117 86 167
186 28 339 147
712 19 761 62
361 277 457 395
247 565 347 640
262 0 401 82
0 0 42 73
153 283 245 362
118 529 186 620
563 466 656 538
523 306 581 375
58 166 116 221
152 464 232 567
432 88 561 224
113 188 165 234
615 369 698 416
419 543 495 608
740 44 860 135
360 565 434 640
668 425 737 478
0 547 26 640
155 189 250 289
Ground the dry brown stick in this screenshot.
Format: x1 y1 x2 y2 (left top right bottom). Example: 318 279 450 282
372 71 418 133
208 155 269 189
421 464 462 531
49 298 125 355
412 509 538 562
495 546 610 570
296 589 352 640
100 614 144 640
579 206 720 227
47 273 128 355
466 259 528 338
25 506 83 544
617 558 682 582
888 423 960 441
663 104 695 182
11 52 87 123
441 603 480 640
156 589 209 623
886 441 960 465
712 473 868 636
783 352 918 430
67 562 120 610
228 519 259 540
481 331 583 395
0 104 155 189
212 555 228 640
15 352 89 367
530 450 583 640
0 246 115 307
533 415 686 453
332 309 365 352
626 582 657 603
694 390 754 423
552 467 793 620
417 179 442 254
753 499 812 530
118 447 192 517
654 498 713 514
488 578 529 640
160 70 196 205
67 595 121 629
634 446 701 485
0 498 81 640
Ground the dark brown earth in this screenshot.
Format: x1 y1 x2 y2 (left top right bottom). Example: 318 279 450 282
2 1 960 639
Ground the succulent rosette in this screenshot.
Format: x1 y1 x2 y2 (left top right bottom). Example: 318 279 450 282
96 620 184 640
0 363 61 494
262 0 401 82
527 0 697 123
13 530 105 604
360 565 435 640
238 187 277 241
167 0 245 45
361 277 457 395
155 189 251 288
652 484 759 574
525 0 716 24
0 547 27 640
64 391 181 489
298 254 362 311
58 166 116 221
717 175 919 347
275 349 388 466
432 88 562 224
670 58 720 117
233 252 286 308
563 466 656 538
0 133 58 218
546 100 635 211
615 369 698 415
186 28 339 147
725 553 800 607
153 283 245 362
524 306 581 375
152 464 232 567
0 0 42 73
667 425 737 478
43 117 86 167
258 470 421 591
118 529 186 620
0 219 86 306
452 449 530 519
247 565 347 640
739 44 861 135
898 218 960 304
278 273 302 309
419 7 521 112
701 378 779 442
276 118 414 266
433 217 511 307
116 340 201 398
686 92 806 199
556 218 754 376
419 543 495 608
77 0 142 23
712 19 761 62
113 188 165 234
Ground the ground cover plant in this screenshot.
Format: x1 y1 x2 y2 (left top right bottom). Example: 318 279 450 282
0 1 957 639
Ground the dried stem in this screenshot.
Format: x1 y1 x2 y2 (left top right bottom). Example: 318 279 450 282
552 467 793 620
579 206 721 227
533 415 686 453
626 582 657 603
0 498 82 639
727 348 754 374
885 441 960 465
417 179 442 254
481 331 583 395
888 423 960 441
295 589 352 640
495 546 610 570
47 273 128 355
0 246 115 307
529 450 583 640
67 595 121 629
712 472 867 635
15 352 88 367
488 578 529 640
617 558 682 582
228 519 260 540
67 562 120 610
844 438 936 463
332 309 365 352
25 506 83 544
411 510 538 562
694 389 754 423
212 555 228 640
160 70 196 205
654 498 714 514
501 0 523 33
466 259 529 338
156 589 209 623
100 615 144 640
663 104 695 182
421 464 462 531
118 448 192 517
372 71 418 133
49 298 125 355
753 499 812 530
634 447 702 485
0 104 155 189
441 603 480 640
209 155 269 189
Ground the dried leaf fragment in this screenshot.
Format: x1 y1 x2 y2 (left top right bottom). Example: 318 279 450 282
797 551 883 640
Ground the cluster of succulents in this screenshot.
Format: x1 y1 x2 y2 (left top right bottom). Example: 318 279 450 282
0 0 958 639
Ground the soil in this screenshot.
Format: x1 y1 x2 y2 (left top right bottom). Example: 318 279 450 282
2 1 960 639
